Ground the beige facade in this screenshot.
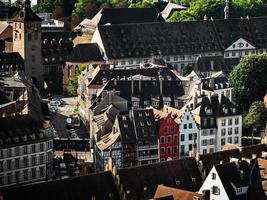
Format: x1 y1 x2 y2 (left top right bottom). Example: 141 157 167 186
13 17 43 88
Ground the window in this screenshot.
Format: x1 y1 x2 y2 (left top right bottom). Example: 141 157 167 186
174 135 178 143
221 138 226 146
40 154 44 164
164 126 168 133
23 170 28 181
181 134 185 142
32 145 36 153
160 136 165 144
234 136 239 144
0 161 3 172
189 123 192 129
181 145 185 155
15 158 20 169
7 160 12 171
121 61 126 65
19 33 21 39
31 168 36 179
228 128 232 135
183 124 187 129
210 148 214 153
160 147 165 154
128 60 133 64
228 137 232 143
235 118 239 125
228 119 232 125
39 167 44 177
167 147 171 155
212 186 220 195
202 139 208 146
170 126 175 133
232 52 236 56
7 149 12 157
221 119 226 126
221 128 226 136
15 147 20 156
210 138 215 145
23 157 28 167
210 129 214 135
203 118 207 127
202 130 207 136
203 149 207 154
180 55 185 60
234 127 239 135
225 52 229 57
32 155 36 166
189 134 193 141
174 146 178 154
167 135 172 144
7 173 12 184
212 173 216 180
189 144 192 151
140 122 144 126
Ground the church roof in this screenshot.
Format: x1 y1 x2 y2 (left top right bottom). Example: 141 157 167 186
13 8 42 22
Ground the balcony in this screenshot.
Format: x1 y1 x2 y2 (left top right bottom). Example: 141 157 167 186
138 154 158 161
138 145 158 150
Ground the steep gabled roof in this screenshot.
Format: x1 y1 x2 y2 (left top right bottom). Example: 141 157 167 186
117 157 202 199
2 171 120 200
66 43 104 63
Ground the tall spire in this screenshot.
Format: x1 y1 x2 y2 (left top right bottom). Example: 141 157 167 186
24 0 31 10
224 0 232 19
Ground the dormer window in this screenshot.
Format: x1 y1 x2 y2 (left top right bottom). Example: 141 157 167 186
30 134 35 140
232 108 236 113
138 113 142 117
38 133 44 139
122 116 126 120
140 122 144 126
5 138 11 144
22 135 27 142
145 112 149 117
13 137 19 143
124 124 128 128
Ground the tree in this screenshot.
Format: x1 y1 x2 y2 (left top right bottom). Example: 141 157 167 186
244 101 267 130
131 0 154 8
229 54 267 111
182 64 194 76
67 65 87 95
169 0 267 22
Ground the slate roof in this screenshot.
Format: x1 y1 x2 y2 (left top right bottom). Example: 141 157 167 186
13 8 42 22
66 43 104 63
97 17 267 59
132 109 157 143
88 66 179 86
95 79 185 108
0 52 24 72
92 8 164 26
1 171 120 200
117 114 136 144
117 157 202 200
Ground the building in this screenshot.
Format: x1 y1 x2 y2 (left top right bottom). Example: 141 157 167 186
91 16 267 71
186 93 242 155
0 115 54 188
198 159 263 200
158 113 180 161
37 13 64 32
12 0 43 88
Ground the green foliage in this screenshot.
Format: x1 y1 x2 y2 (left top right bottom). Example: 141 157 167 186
131 0 154 8
244 101 267 130
169 0 267 22
182 64 194 76
67 65 87 95
229 54 267 111
38 0 56 12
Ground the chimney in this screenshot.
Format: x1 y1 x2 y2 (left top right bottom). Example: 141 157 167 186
108 92 112 105
210 60 214 71
131 76 134 94
160 78 163 95
224 0 232 19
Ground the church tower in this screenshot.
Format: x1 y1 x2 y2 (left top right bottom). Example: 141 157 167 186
12 0 43 88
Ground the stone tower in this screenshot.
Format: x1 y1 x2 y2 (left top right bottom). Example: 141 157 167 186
12 0 43 88
224 0 232 19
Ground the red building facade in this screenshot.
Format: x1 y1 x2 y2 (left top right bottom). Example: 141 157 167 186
159 113 179 161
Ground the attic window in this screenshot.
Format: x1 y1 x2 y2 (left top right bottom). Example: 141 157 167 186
175 179 180 186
